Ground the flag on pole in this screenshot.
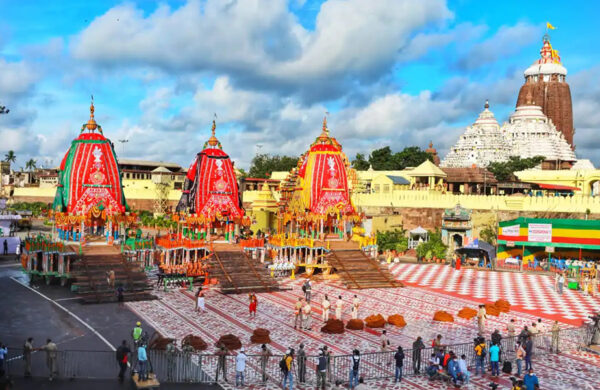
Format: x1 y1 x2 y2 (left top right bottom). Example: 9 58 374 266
547 22 556 30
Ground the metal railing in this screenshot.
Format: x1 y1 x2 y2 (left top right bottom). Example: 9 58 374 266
2 324 593 386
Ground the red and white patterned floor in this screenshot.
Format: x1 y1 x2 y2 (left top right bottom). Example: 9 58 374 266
390 263 600 325
128 264 600 389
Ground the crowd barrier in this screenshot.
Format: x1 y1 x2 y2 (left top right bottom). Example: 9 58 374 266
2 325 594 385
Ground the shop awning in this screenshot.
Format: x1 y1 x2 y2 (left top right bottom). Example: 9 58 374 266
535 183 580 191
456 238 496 260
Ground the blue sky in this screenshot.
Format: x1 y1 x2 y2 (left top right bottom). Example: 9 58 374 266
1 0 599 170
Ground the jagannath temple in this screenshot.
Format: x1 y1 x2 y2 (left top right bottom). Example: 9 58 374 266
442 34 577 169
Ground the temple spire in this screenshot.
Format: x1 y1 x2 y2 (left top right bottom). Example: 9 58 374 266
484 99 489 109
85 95 98 132
207 119 220 147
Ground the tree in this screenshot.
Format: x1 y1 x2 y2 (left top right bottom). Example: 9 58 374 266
394 146 433 170
25 159 37 171
376 229 408 252
368 147 395 170
351 153 370 170
4 150 16 163
479 224 497 245
248 154 299 178
415 230 448 260
487 156 545 182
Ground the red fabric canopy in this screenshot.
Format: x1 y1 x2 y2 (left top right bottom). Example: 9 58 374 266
536 183 580 191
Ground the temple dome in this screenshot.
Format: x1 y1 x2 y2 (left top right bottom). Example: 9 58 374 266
440 101 511 168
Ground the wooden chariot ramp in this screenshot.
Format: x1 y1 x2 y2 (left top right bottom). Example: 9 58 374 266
327 241 401 289
70 244 156 303
210 243 279 294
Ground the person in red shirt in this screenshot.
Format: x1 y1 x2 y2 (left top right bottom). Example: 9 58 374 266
249 293 258 318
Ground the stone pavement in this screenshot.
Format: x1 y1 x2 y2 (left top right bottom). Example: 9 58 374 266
129 268 600 390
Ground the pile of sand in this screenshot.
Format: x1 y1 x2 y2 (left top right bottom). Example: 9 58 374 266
365 314 386 328
250 328 271 344
494 299 511 313
216 334 242 350
387 314 407 328
433 311 454 322
321 319 345 334
182 335 208 351
346 319 365 330
484 303 500 317
457 307 478 320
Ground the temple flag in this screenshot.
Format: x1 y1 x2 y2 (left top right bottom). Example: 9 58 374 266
546 22 556 30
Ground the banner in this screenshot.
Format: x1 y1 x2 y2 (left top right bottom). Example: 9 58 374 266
528 223 552 243
502 225 520 237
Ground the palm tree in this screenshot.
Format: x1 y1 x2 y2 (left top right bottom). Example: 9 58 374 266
25 159 37 171
4 150 16 163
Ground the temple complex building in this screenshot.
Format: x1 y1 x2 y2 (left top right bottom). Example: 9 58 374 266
516 34 574 147
440 101 511 168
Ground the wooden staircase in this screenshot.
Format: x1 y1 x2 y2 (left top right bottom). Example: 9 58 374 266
210 243 279 294
327 242 401 289
71 244 155 303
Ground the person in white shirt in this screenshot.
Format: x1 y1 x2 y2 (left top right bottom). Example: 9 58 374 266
380 330 390 352
558 273 565 295
351 295 360 320
235 348 247 387
477 305 487 335
335 296 343 320
457 354 470 384
321 295 331 322
537 318 550 349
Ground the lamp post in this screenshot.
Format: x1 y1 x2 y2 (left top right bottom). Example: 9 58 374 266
118 139 129 155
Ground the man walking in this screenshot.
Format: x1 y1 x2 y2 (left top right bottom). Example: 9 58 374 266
321 295 330 322
116 340 131 383
394 346 404 383
235 347 247 387
297 344 306 383
412 336 425 374
42 339 58 381
23 337 34 377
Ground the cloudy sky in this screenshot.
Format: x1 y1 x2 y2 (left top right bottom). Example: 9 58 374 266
1 0 599 170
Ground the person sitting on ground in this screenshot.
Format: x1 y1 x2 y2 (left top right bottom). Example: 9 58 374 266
447 353 462 385
427 353 441 379
457 354 470 384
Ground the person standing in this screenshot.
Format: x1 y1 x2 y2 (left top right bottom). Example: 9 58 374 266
302 301 312 330
523 369 539 390
351 295 360 319
197 291 206 313
381 330 390 352
321 295 330 322
394 346 404 383
474 338 486 376
23 337 34 377
335 296 343 320
554 272 560 292
515 341 526 377
3 239 7 255
117 285 125 307
0 342 7 377
349 349 361 389
524 336 533 371
412 336 425 374
303 280 312 302
137 343 148 381
297 343 306 383
215 345 228 383
132 321 143 348
235 347 247 387
558 272 565 295
551 320 561 353
108 270 115 288
249 293 258 318
165 339 177 382
489 343 500 377
282 349 294 390
194 287 202 312
294 298 303 329
316 350 327 390
41 339 58 381
181 340 195 382
477 305 487 335
116 340 131 383
260 344 271 383
529 322 539 351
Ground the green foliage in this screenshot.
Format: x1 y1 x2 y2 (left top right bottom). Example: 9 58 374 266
248 154 299 178
415 230 448 259
487 156 545 182
25 159 37 171
4 150 16 163
351 153 370 170
8 201 49 217
376 229 408 252
479 224 497 245
236 168 248 179
354 146 433 171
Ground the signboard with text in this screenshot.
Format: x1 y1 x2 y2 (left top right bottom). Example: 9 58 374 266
528 223 552 243
502 225 520 237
